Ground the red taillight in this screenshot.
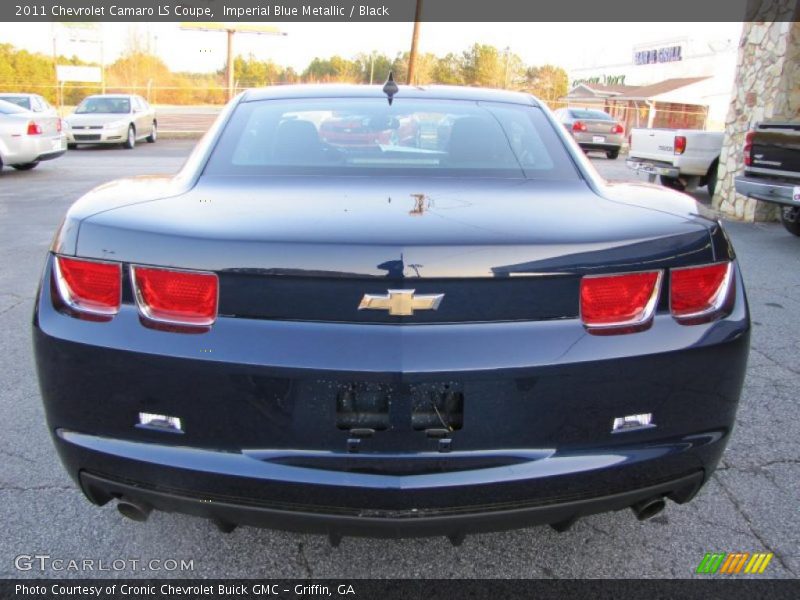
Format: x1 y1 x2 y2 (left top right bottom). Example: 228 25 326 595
132 266 218 326
674 135 686 155
611 123 624 135
670 262 732 323
572 121 587 132
54 256 121 316
27 121 42 135
580 271 662 333
743 131 755 166
56 119 62 133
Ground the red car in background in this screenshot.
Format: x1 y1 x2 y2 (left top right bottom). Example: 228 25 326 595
320 111 421 149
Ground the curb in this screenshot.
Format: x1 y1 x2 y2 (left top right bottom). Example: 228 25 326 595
159 131 206 140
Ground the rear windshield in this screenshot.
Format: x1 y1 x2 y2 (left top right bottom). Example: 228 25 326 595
0 96 31 110
0 99 27 114
75 97 131 114
205 98 578 180
569 109 613 121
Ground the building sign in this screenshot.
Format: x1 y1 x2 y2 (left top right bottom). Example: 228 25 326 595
572 74 627 87
634 45 683 65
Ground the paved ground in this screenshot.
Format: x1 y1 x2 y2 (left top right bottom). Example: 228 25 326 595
0 142 797 579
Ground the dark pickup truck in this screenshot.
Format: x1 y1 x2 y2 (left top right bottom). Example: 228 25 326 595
735 121 800 236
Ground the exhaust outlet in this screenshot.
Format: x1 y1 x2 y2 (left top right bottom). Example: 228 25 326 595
117 498 152 522
631 496 666 521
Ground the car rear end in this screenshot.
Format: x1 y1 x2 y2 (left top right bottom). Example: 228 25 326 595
564 109 625 157
735 122 800 207
0 100 66 166
33 88 750 540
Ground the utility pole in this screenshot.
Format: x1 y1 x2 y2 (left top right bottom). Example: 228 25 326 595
504 46 511 89
407 0 423 85
226 29 235 100
369 51 376 85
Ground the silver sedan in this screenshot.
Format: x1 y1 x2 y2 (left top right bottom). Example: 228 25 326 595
0 99 66 172
65 94 157 149
553 107 625 159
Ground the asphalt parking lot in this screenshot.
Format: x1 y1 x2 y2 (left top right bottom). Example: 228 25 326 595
0 141 797 579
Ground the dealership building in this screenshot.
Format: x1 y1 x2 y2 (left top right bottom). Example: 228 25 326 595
564 35 740 132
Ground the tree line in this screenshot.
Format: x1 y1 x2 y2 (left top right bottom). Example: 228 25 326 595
0 42 569 106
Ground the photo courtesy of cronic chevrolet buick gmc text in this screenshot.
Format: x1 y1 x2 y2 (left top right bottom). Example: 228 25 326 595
33 84 750 543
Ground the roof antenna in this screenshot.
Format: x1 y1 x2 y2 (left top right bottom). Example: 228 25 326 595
382 71 398 106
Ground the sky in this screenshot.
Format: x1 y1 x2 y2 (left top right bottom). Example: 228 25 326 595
0 21 743 75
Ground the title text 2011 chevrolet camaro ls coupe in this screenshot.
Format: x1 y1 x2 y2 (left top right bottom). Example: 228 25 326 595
33 84 749 543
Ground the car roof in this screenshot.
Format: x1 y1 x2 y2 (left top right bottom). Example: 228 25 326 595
242 84 541 106
81 94 137 99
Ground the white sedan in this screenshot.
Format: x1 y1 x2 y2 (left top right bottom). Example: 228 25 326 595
65 94 157 149
0 99 67 172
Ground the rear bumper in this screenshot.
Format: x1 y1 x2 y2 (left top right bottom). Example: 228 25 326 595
626 159 680 178
35 149 66 162
735 175 800 207
572 132 624 150
78 466 704 538
578 143 622 153
5 134 66 164
34 256 750 536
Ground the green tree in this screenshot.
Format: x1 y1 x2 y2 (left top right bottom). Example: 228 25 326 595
521 65 569 104
302 55 359 82
353 52 395 84
432 53 465 85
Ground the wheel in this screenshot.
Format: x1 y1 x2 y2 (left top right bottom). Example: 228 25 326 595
67 143 77 150
780 207 800 237
123 125 136 149
146 122 157 143
606 149 620 160
660 175 686 191
706 167 718 197
11 162 39 171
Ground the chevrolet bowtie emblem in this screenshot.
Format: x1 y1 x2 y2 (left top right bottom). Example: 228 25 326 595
358 289 444 316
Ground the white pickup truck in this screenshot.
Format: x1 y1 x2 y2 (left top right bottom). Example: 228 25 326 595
626 128 724 196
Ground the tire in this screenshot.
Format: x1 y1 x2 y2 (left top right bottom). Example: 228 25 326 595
146 122 157 143
123 125 136 150
780 207 800 237
67 143 77 150
11 162 39 171
660 175 686 191
606 149 620 160
706 162 718 197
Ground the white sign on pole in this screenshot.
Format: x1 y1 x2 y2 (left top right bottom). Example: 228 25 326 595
56 65 102 83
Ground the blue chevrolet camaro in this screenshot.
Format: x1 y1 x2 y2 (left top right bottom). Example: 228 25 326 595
33 84 749 543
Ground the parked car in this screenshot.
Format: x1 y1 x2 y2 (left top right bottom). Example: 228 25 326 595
735 121 800 236
65 94 157 149
626 128 723 195
34 85 749 542
553 107 625 159
0 92 58 117
0 98 66 172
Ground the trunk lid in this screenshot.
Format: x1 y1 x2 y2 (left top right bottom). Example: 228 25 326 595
581 119 617 135
75 176 713 323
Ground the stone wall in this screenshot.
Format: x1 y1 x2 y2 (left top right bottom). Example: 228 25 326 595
713 10 800 221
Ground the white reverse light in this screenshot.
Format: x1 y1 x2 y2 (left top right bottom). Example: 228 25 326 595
612 413 654 433
137 412 183 433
